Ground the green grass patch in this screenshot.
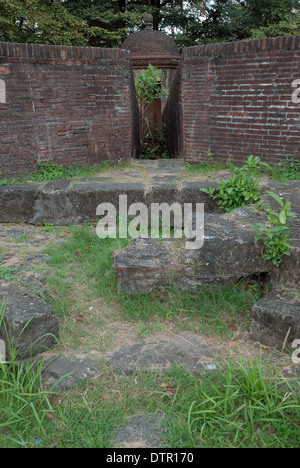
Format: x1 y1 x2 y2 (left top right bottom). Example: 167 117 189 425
0 160 128 186
160 356 300 448
119 283 256 338
2 355 298 448
0 299 56 447
184 156 300 183
184 161 230 175
0 264 18 282
44 224 130 319
271 158 300 183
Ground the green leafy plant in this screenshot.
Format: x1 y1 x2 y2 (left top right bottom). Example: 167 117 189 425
0 259 18 281
140 124 169 160
241 154 272 174
250 192 298 267
200 156 265 212
135 64 168 147
30 160 66 182
0 267 18 281
135 64 167 109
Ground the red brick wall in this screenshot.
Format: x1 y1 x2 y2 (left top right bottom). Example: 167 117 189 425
163 59 184 158
0 42 139 176
164 35 300 165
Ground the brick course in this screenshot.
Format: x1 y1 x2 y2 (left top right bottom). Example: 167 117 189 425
0 42 139 176
164 35 300 165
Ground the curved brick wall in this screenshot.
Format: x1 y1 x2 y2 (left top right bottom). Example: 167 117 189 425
164 35 300 165
0 42 139 176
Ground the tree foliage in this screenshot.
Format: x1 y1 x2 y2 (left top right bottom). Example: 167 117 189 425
0 0 88 45
0 0 299 47
173 0 300 48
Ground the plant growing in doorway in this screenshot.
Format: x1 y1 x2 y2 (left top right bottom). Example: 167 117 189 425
135 64 168 148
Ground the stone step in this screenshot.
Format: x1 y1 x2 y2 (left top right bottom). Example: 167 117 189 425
1 170 299 226
250 288 300 349
112 213 270 295
0 179 218 225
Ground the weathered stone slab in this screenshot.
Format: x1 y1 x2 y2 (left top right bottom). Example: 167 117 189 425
250 288 300 349
112 413 167 448
31 179 73 225
0 184 41 223
112 213 270 295
270 242 300 289
108 336 216 375
0 281 59 359
178 181 219 213
67 182 147 224
36 355 101 391
232 191 300 289
0 178 219 225
178 213 269 290
1 176 299 228
112 238 182 295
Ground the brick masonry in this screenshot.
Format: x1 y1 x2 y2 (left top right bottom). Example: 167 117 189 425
164 35 300 165
0 42 140 176
1 35 300 176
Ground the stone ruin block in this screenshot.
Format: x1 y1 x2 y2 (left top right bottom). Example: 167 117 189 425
251 288 300 349
0 281 59 360
112 209 300 350
112 213 270 295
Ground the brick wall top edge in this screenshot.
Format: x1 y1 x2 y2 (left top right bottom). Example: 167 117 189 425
183 34 300 59
0 41 130 62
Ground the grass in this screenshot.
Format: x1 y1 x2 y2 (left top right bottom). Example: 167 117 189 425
160 356 300 448
0 225 299 448
0 264 18 282
0 160 127 186
0 299 55 447
184 160 230 175
0 267 18 282
1 157 298 186
271 158 300 183
44 224 129 318
44 224 258 339
184 157 300 183
1 352 299 448
119 283 257 337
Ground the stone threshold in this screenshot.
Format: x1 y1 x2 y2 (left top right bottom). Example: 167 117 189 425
1 163 299 226
0 177 220 225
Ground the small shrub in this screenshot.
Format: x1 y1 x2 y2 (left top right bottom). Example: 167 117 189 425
135 64 168 148
0 266 18 281
200 156 266 212
250 192 298 267
140 125 169 160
